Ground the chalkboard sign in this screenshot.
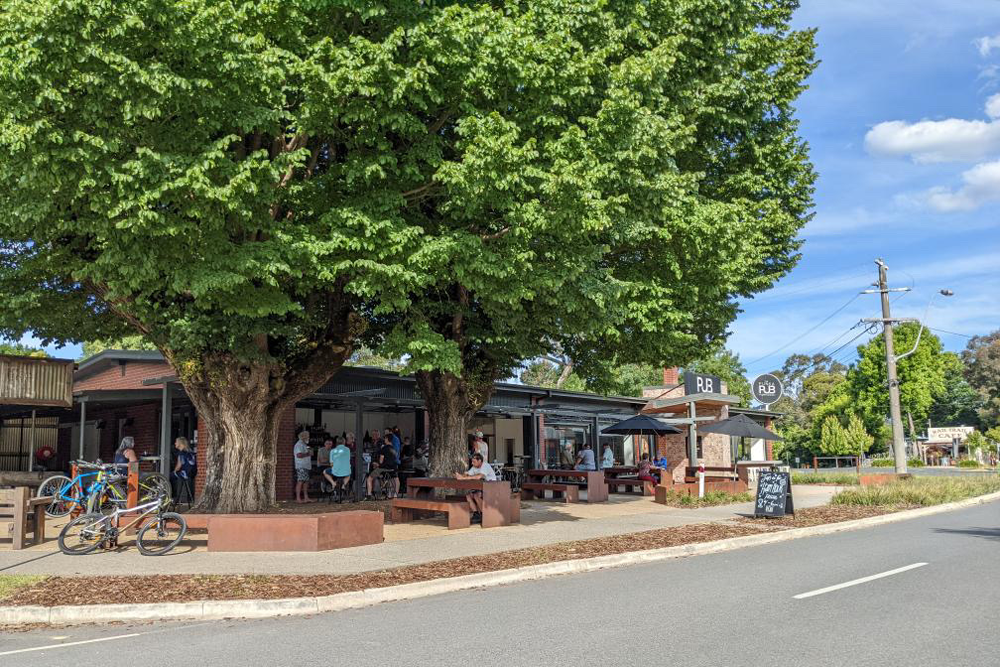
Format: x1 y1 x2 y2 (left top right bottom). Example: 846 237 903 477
754 471 794 517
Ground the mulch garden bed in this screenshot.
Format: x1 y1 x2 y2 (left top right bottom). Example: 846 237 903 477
2 504 902 608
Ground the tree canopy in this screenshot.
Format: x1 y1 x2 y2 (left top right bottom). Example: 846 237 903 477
963 330 1000 428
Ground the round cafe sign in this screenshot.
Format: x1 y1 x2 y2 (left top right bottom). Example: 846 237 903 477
751 373 784 406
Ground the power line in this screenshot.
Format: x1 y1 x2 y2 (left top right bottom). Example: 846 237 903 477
745 291 864 370
929 327 973 339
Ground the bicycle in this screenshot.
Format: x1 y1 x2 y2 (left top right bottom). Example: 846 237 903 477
57 490 186 556
37 461 171 517
36 461 105 518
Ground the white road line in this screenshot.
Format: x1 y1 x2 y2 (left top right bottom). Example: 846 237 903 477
0 633 141 657
793 562 928 600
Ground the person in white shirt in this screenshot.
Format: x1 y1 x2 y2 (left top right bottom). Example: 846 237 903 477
454 452 496 522
472 431 489 464
601 443 615 469
293 431 313 503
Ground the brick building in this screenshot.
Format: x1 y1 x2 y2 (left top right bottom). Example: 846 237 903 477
2 352 778 501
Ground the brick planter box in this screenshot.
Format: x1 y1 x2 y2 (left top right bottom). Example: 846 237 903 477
182 511 384 552
653 479 748 504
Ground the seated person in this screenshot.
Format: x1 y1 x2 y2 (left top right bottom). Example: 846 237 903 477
365 433 399 499
412 447 429 475
454 452 496 523
601 443 615 469
317 438 333 468
323 436 352 500
637 453 658 484
574 443 596 471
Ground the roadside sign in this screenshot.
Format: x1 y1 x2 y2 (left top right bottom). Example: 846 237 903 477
751 373 784 406
754 471 794 517
684 372 722 395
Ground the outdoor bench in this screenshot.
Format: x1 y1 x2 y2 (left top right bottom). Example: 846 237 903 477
520 482 580 503
605 476 655 496
684 466 740 483
391 497 471 529
1 487 50 549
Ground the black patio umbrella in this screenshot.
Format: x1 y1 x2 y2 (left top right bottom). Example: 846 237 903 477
697 413 783 440
602 414 683 436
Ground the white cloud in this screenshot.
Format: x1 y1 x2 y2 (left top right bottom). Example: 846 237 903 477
976 34 1000 57
987 93 1000 119
864 117 1000 163
924 159 1000 211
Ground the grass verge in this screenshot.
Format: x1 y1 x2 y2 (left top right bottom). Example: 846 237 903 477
791 471 859 485
0 575 47 601
656 490 753 507
832 476 1000 507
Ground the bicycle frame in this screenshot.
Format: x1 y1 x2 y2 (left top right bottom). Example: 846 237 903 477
80 496 167 541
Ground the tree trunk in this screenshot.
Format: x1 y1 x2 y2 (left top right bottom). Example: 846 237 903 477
416 370 494 477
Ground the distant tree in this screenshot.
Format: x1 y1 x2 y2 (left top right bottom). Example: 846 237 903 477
847 324 946 447
843 414 874 455
346 347 404 373
964 431 989 458
519 360 587 393
819 416 848 455
81 336 157 360
0 341 46 357
962 330 1000 428
928 352 982 428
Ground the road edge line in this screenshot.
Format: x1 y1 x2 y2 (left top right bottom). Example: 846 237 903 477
4 489 999 626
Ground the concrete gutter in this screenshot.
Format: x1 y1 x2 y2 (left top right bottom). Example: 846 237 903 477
4 490 999 627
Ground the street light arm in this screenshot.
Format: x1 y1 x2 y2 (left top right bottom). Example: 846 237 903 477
893 290 952 363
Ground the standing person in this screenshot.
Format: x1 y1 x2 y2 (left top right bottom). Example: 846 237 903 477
171 436 197 499
574 443 596 471
601 443 615 469
390 426 402 458
472 430 489 463
345 432 356 451
454 452 496 523
293 430 313 503
324 436 353 501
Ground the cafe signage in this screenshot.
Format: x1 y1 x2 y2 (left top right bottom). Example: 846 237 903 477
751 373 784 406
684 372 722 395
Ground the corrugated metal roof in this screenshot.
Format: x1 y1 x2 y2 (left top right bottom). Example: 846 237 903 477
0 355 75 408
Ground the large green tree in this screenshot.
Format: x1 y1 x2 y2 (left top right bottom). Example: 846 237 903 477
379 1 816 474
0 1 437 511
928 352 982 428
962 330 1000 428
847 324 946 446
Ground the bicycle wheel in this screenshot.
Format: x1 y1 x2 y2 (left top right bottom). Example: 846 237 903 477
139 472 172 502
58 512 107 555
136 512 186 556
37 475 74 517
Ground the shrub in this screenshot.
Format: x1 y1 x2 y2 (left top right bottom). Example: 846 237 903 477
907 458 926 468
870 458 894 467
658 490 752 507
832 476 1000 507
791 471 859 485
957 459 982 468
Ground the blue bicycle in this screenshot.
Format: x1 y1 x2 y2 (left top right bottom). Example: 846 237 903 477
36 461 104 518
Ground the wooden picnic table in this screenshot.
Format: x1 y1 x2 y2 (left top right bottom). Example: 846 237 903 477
398 477 513 529
523 469 608 503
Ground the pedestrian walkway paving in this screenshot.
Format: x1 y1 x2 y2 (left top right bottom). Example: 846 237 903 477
0 486 839 576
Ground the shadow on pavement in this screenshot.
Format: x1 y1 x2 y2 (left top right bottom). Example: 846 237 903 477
933 527 1000 542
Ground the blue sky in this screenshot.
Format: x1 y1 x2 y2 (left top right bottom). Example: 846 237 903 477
23 1 1000 373
736 0 1000 378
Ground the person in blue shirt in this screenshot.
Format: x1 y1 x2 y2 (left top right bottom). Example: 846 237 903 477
171 437 197 499
324 436 353 501
390 427 402 458
574 443 597 471
601 443 615 469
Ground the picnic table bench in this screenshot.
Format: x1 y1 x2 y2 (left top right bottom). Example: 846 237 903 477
603 466 657 496
1 487 50 550
522 469 608 503
392 478 514 529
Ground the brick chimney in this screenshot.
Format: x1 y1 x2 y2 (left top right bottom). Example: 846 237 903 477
663 367 679 385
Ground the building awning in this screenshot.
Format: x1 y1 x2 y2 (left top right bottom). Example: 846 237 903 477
644 392 741 414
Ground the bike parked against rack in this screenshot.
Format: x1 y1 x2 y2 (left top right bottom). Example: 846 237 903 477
57 490 186 556
37 461 171 517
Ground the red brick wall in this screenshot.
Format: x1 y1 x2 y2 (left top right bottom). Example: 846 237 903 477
56 403 161 471
195 407 298 503
75 361 173 392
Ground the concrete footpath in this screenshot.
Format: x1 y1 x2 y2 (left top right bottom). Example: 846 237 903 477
0 487 838 576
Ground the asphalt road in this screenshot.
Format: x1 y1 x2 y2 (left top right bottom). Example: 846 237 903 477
3 500 999 667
